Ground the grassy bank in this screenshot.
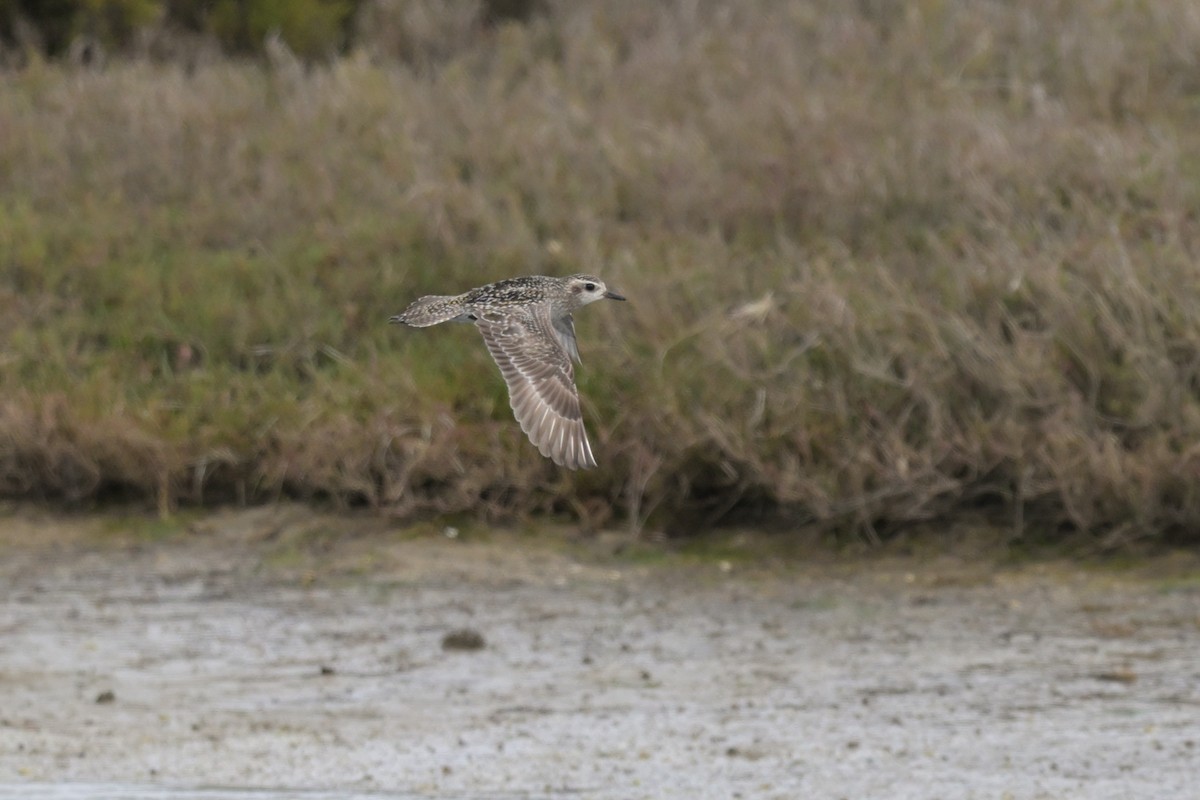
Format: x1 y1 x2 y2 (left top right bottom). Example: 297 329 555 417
3 0 1200 544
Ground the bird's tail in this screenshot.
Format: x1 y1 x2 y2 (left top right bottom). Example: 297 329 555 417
389 294 468 327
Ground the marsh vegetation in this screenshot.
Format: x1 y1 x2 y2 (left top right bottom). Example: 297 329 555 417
3 1 1200 544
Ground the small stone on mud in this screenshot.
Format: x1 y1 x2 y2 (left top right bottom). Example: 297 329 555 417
442 628 486 651
319 665 336 676
95 690 115 704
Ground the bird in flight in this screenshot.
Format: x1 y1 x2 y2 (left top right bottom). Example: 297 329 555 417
389 274 626 469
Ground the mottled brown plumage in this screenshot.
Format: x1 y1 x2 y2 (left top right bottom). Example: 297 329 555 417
389 274 625 469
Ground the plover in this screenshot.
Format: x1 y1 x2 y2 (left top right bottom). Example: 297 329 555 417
389 274 626 469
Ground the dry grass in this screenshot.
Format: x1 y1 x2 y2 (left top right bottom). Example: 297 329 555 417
3 0 1200 544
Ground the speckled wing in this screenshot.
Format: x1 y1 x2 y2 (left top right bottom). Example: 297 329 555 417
474 305 597 470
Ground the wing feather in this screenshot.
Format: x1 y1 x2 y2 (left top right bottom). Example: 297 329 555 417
475 305 598 469
553 314 581 363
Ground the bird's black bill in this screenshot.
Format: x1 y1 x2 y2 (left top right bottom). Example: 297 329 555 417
605 290 626 301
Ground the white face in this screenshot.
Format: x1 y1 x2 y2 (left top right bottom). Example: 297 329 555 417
569 275 625 305
572 277 608 305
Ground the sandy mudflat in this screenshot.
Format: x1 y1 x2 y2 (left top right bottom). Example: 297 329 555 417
1 506 1198 799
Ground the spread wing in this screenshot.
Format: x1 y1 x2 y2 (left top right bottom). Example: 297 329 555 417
475 305 597 470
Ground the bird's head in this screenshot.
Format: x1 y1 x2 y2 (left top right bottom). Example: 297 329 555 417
566 274 626 306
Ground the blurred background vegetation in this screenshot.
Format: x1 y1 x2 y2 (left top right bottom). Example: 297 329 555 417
0 0 542 62
2 0 1200 547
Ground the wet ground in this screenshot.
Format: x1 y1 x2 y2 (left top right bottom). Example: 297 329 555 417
1 506 1198 799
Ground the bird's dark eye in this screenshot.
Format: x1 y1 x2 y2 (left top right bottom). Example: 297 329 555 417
584 282 596 291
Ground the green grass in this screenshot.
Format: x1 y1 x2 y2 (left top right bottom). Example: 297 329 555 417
3 0 1200 545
